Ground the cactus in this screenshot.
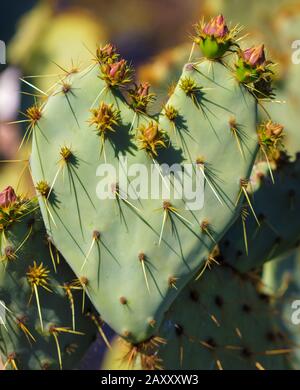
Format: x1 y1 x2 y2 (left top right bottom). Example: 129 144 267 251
202 0 299 59
219 154 300 272
218 4 300 273
0 187 98 370
25 15 268 345
4 12 296 371
106 260 292 370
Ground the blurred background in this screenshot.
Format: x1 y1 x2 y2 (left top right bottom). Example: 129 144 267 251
0 0 299 369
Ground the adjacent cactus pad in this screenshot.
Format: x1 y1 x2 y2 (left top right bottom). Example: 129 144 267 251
219 156 300 272
219 41 300 273
0 191 97 370
108 262 293 370
29 39 261 343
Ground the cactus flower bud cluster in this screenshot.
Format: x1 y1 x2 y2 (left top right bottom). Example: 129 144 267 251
242 44 266 67
203 14 229 38
95 43 119 64
0 186 17 208
235 44 273 92
100 58 133 87
194 14 237 59
128 82 156 113
258 121 285 161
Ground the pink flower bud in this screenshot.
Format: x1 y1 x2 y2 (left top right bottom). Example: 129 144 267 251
104 44 116 57
144 124 158 143
109 59 126 77
137 82 150 98
242 45 266 66
0 186 17 207
203 15 229 38
265 121 284 137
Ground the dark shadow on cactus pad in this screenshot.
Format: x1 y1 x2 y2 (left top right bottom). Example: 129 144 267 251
156 143 184 166
109 124 137 158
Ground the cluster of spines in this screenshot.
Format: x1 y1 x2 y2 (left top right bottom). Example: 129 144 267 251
116 262 293 370
0 189 112 370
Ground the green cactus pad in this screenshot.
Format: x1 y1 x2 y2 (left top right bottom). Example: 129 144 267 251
105 262 292 370
156 263 292 369
0 197 97 370
219 157 300 272
29 44 259 343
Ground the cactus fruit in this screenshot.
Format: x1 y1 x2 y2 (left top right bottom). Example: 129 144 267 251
27 21 266 344
108 261 292 370
0 188 98 370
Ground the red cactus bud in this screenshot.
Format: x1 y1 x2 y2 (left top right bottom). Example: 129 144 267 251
144 124 158 143
103 43 116 57
203 14 229 38
0 186 17 207
265 121 284 137
242 45 266 66
137 82 150 98
109 59 126 77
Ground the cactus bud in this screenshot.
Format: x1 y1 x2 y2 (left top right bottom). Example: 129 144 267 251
235 44 272 86
265 121 284 138
138 122 167 157
101 44 117 59
258 121 284 160
129 82 155 112
0 186 17 208
194 15 236 59
203 15 229 38
101 59 132 87
144 123 158 143
109 60 125 77
242 45 266 67
95 43 118 64
137 82 150 98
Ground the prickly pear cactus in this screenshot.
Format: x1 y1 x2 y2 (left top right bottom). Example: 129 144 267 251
28 17 266 343
0 187 97 370
202 0 299 59
219 17 300 272
108 261 292 370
